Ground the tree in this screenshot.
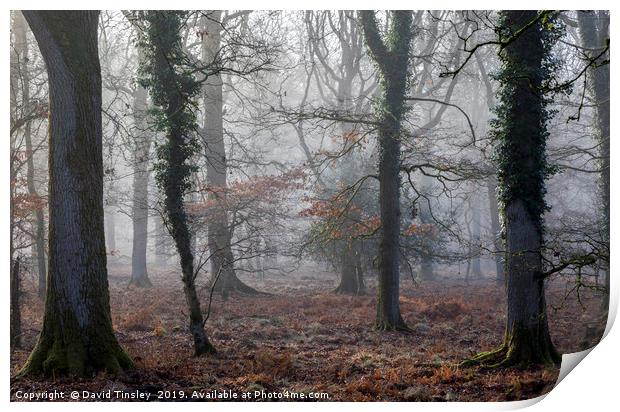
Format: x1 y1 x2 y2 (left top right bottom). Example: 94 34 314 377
139 10 215 356
130 47 153 287
12 12 48 298
466 10 561 367
199 11 260 295
475 51 505 284
18 10 133 376
417 174 435 281
577 11 610 310
305 10 375 295
360 10 413 330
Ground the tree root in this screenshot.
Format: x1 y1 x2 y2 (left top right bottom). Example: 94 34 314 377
461 345 510 368
129 276 152 288
461 341 560 369
375 317 411 332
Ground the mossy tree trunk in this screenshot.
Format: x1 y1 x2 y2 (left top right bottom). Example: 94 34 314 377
502 200 558 365
140 11 215 356
19 10 133 377
466 10 560 367
360 11 413 331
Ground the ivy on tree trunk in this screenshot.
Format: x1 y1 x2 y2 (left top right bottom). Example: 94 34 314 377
139 10 215 356
465 10 562 368
360 10 413 331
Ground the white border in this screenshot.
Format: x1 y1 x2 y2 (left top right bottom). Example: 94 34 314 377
2 2 618 410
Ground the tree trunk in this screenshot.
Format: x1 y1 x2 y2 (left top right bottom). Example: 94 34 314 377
467 10 559 367
471 192 482 279
155 214 167 264
19 11 132 377
487 176 504 284
11 258 21 350
502 200 558 364
130 75 152 287
361 11 413 331
143 11 215 356
200 12 258 295
14 12 48 299
578 11 610 311
355 243 366 292
335 241 365 294
418 176 434 281
375 113 407 330
105 200 117 255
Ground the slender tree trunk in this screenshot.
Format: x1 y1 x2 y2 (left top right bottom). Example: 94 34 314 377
375 112 406 330
471 192 482 278
355 242 365 291
19 11 132 376
105 199 117 255
487 176 504 284
9 16 22 348
578 11 610 311
200 12 258 295
155 214 167 264
143 11 215 356
11 258 21 349
418 176 434 281
361 11 412 331
130 79 152 287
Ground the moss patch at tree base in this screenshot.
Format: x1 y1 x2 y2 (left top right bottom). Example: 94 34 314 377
16 335 133 378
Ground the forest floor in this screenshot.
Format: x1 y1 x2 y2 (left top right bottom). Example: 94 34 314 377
10 261 607 402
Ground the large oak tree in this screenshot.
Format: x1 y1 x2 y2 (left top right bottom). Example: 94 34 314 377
19 10 132 376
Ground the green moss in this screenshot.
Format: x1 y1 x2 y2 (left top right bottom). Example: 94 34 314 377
17 319 133 378
462 322 560 369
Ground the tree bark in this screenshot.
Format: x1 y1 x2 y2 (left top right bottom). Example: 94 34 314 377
335 240 365 294
470 192 482 279
18 10 132 376
130 68 152 287
487 176 505 284
498 10 558 366
105 198 117 255
155 214 167 264
143 11 215 356
361 11 412 331
11 258 21 349
578 10 610 311
200 12 258 295
502 200 558 364
418 176 434 281
467 10 559 367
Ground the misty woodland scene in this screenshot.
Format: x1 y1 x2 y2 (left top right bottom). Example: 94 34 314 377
9 10 610 402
